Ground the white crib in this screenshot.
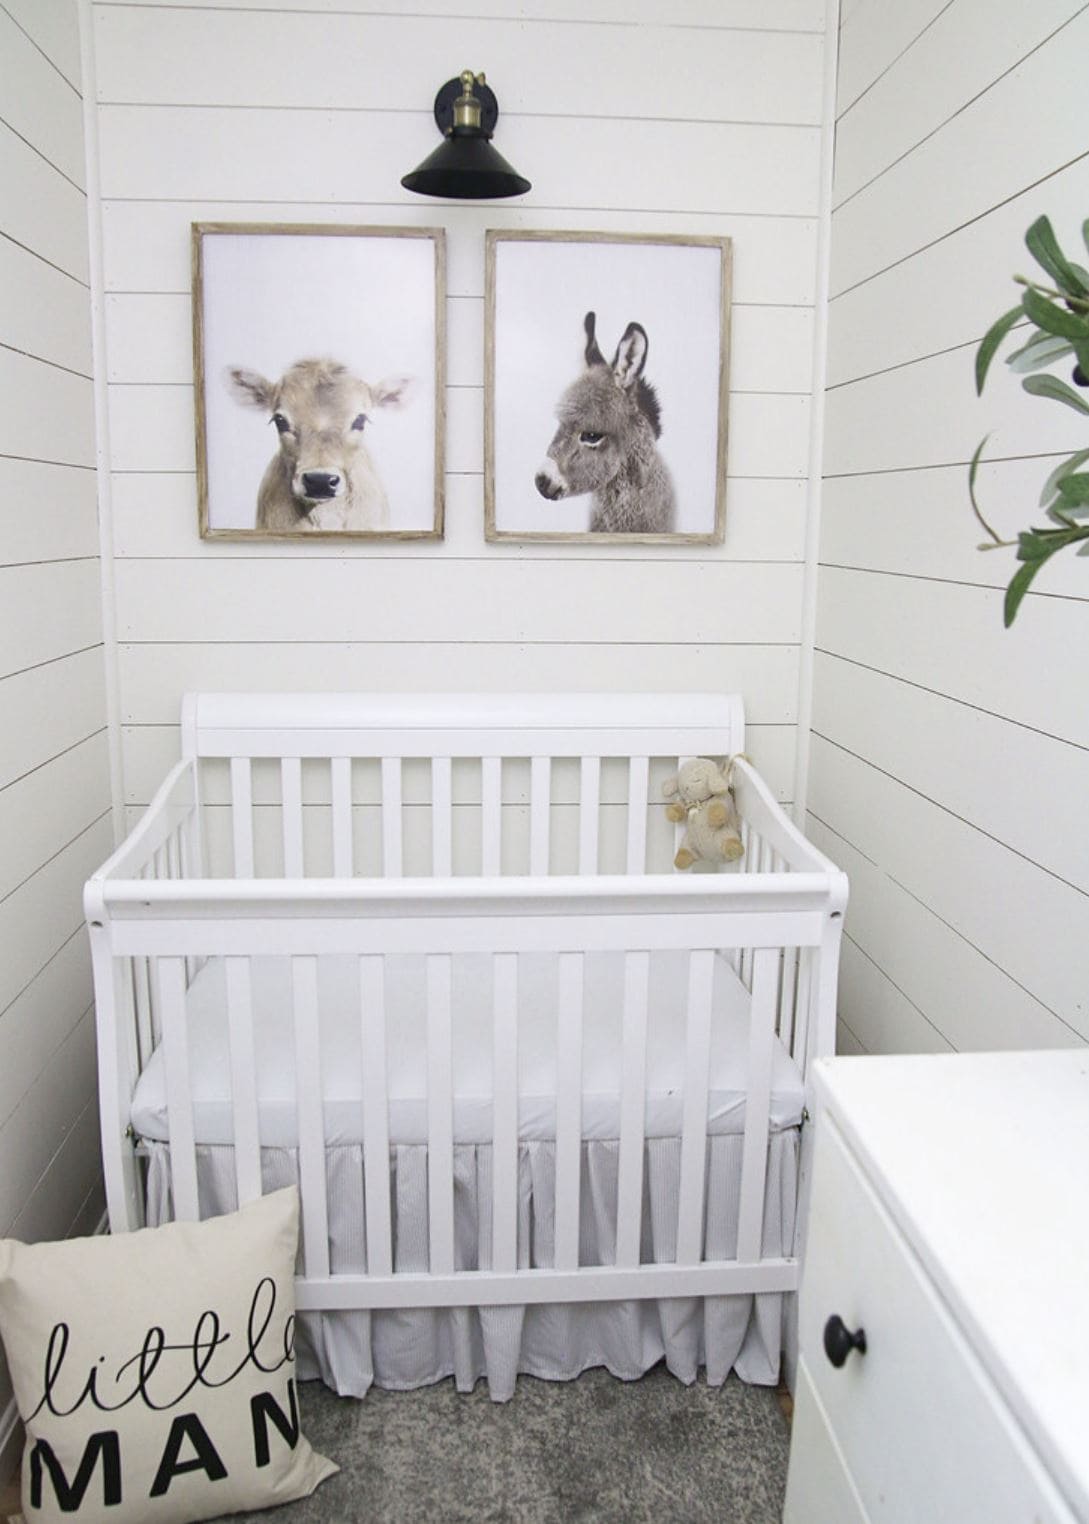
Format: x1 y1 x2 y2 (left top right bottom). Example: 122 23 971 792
84 693 846 1400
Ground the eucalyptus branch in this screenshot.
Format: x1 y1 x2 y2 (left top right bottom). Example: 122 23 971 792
1013 275 1089 312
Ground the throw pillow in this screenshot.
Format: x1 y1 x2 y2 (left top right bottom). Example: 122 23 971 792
0 1186 337 1522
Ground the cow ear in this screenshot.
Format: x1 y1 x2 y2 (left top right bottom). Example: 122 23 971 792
370 376 415 411
611 323 648 391
225 367 275 411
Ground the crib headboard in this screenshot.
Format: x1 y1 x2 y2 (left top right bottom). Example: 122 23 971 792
180 692 746 762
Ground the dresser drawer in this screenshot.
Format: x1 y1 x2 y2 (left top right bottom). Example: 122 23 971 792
784 1357 868 1524
799 1117 1077 1523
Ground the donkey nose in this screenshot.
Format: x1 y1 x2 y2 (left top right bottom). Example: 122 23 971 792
300 471 341 499
535 470 564 501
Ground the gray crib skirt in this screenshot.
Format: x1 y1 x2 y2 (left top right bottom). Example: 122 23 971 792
144 1131 798 1401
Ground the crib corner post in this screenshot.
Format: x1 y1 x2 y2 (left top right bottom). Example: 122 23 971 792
85 881 145 1234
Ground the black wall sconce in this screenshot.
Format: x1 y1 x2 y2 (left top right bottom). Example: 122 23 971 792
401 71 531 200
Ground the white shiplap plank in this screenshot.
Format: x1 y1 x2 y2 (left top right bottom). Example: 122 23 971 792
0 646 107 789
0 10 85 187
815 566 1089 750
114 560 806 645
2 0 83 90
4 1098 103 1246
0 732 111 901
97 107 822 217
110 471 809 564
834 0 1082 208
0 933 90 1130
102 200 819 308
115 640 801 726
0 459 99 569
833 934 956 1057
97 0 825 27
806 816 1082 1054
0 349 95 471
0 124 89 286
811 650 1089 894
0 238 92 379
831 10 1089 295
835 0 951 114
0 561 103 681
808 734 1089 1037
94 10 825 126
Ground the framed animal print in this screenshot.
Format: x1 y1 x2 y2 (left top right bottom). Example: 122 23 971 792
193 224 445 540
484 230 730 544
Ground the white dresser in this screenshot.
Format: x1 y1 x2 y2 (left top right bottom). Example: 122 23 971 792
783 1050 1089 1523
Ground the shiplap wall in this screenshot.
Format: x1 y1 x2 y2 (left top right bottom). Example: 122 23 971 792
83 0 830 827
0 0 110 1465
812 0 1089 1055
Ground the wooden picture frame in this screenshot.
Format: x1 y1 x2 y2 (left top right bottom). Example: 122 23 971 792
485 230 731 544
193 223 445 541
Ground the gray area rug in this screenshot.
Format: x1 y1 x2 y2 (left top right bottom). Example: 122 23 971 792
233 1365 790 1523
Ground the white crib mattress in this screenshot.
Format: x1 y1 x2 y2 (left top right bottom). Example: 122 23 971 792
131 950 805 1147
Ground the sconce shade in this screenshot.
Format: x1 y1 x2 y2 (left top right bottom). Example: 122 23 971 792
402 72 531 200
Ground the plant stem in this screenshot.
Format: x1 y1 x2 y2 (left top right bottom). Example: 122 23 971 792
1013 275 1089 312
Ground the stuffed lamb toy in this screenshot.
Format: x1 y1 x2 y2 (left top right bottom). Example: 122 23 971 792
662 757 744 870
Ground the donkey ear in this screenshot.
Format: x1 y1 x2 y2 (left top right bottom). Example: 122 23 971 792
611 323 648 391
225 367 276 411
583 311 606 367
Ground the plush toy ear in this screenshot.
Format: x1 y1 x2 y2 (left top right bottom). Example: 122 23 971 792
662 774 680 799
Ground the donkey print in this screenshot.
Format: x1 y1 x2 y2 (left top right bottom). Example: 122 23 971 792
227 357 412 532
535 312 676 534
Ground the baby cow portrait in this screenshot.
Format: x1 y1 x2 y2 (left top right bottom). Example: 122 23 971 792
535 312 676 535
227 357 413 533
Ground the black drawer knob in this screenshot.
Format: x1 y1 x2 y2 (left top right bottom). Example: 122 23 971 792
823 1314 867 1368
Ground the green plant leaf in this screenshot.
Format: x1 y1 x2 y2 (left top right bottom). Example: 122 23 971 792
1039 447 1089 506
1022 373 1089 413
1005 332 1073 373
1021 286 1089 340
1083 218 1089 258
975 305 1023 393
1004 560 1041 625
1057 472 1089 505
1025 216 1089 298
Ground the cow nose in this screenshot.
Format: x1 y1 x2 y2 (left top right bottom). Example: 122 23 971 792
300 471 340 499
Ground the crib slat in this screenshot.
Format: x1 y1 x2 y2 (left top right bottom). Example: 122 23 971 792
281 757 304 877
579 757 600 875
293 955 329 1278
625 757 649 875
676 948 715 1264
779 947 798 1050
132 957 154 1069
554 951 584 1271
360 955 392 1278
736 948 779 1264
331 756 353 878
432 756 453 877
158 956 199 1221
230 757 255 878
381 757 403 877
530 755 551 876
427 954 455 1275
225 956 262 1207
616 950 650 1268
491 953 519 1274
794 947 815 1070
482 756 502 877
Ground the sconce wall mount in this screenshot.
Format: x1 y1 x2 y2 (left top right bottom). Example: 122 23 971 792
401 70 531 200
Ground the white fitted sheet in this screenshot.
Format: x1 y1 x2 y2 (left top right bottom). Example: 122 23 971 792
131 950 805 1147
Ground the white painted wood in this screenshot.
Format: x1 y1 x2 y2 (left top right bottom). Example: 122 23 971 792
481 756 502 878
553 952 584 1272
381 757 403 878
676 948 715 1264
0 124 89 283
615 950 650 1268
225 955 262 1206
229 757 254 878
831 9 1089 294
97 105 822 217
0 733 110 901
292 955 329 1277
0 348 94 471
625 757 649 876
157 956 198 1220
426 954 455 1275
0 238 92 379
784 1360 869 1524
430 756 453 878
4 0 82 87
359 954 392 1277
835 0 1081 207
280 756 304 877
529 755 551 877
330 755 353 878
736 948 780 1261
578 757 601 876
113 562 806 648
0 933 91 1131
0 458 99 569
0 9 85 185
99 0 824 29
0 560 102 681
491 953 519 1274
94 9 824 124
0 647 105 787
